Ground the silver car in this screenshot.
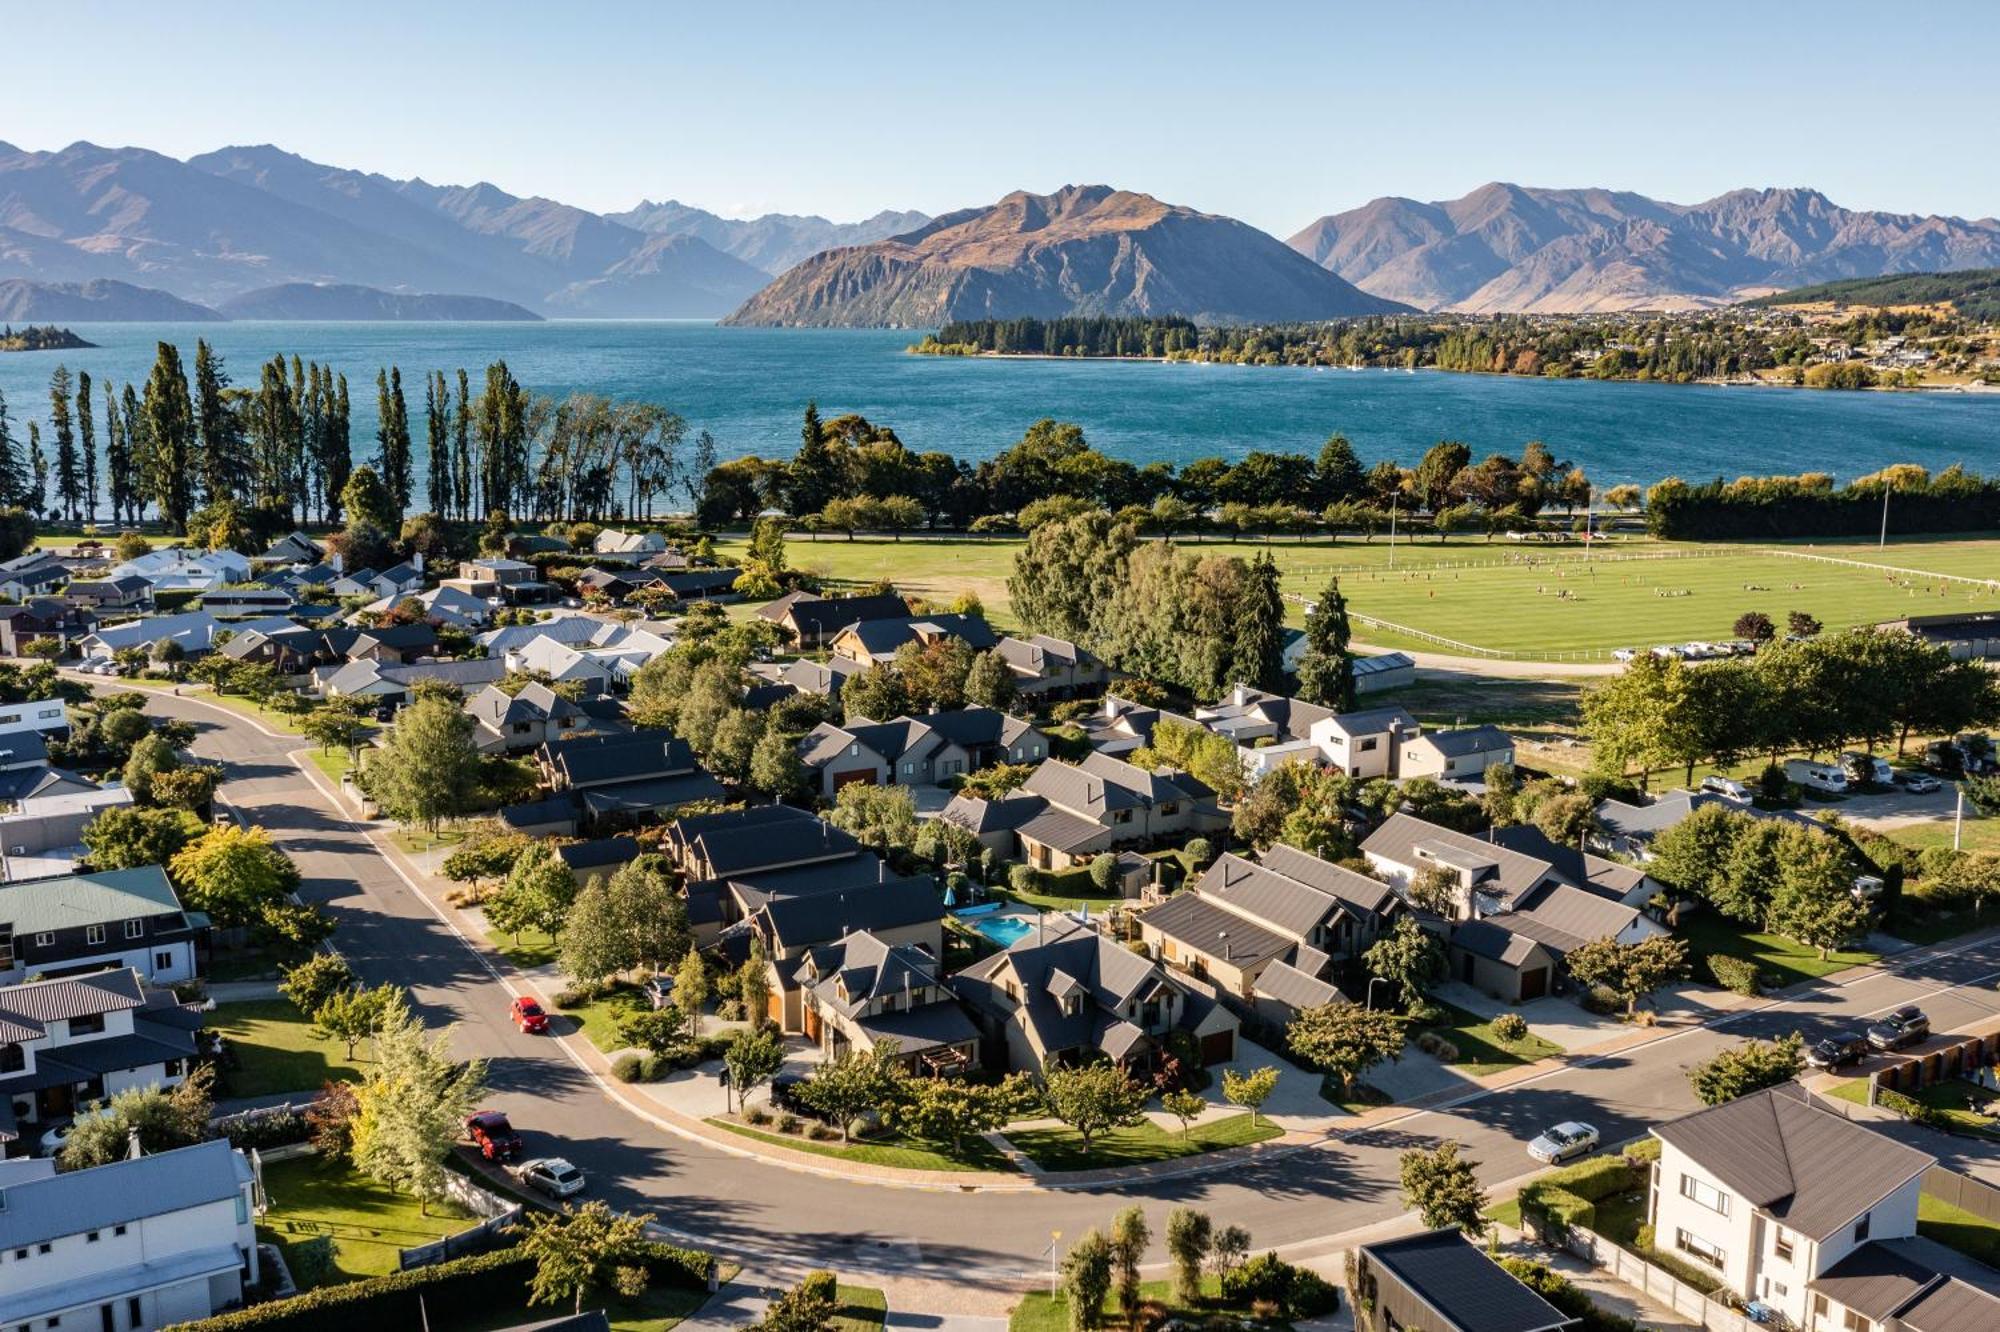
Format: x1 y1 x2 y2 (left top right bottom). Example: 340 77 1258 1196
1527 1121 1600 1164
516 1156 587 1199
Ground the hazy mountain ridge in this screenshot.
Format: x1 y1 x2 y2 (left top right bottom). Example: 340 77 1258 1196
1288 184 2000 312
0 277 223 321
725 185 1410 327
215 282 543 321
607 200 932 276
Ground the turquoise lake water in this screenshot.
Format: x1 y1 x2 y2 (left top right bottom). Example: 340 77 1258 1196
1 321 1994 498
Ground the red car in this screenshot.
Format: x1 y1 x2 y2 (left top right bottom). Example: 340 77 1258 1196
511 995 550 1034
466 1110 524 1162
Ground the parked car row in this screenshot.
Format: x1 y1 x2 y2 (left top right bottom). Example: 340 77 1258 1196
1612 640 1757 664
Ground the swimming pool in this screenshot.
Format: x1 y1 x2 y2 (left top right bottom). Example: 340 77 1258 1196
973 915 1035 948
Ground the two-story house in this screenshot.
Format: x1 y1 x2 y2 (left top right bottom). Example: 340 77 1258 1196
110 547 252 594
1013 751 1214 872
0 599 95 658
1137 843 1401 1018
347 623 440 664
795 708 1047 800
537 728 725 831
1647 1085 2000 1331
0 561 70 603
466 682 589 754
829 613 999 666
63 575 156 616
0 1138 260 1331
0 867 204 985
257 531 323 565
1306 705 1421 780
792 930 980 1075
749 878 947 1030
0 968 204 1154
1075 694 1204 759
951 916 1239 1072
993 634 1109 701
1396 723 1517 783
663 804 875 939
318 656 508 707
756 591 910 649
1195 685 1336 777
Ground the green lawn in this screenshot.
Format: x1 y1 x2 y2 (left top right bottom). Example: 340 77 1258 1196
391 825 470 857
1676 912 1878 989
994 873 1128 913
1921 1193 2000 1267
556 983 653 1053
189 686 314 734
833 1286 888 1332
487 924 562 970
1415 1000 1564 1077
257 1155 474 1286
1831 1077 2000 1134
449 1287 712 1332
304 747 360 784
1002 1112 1281 1172
210 998 368 1097
1011 1276 1251 1332
1884 815 2000 858
708 1118 1015 1173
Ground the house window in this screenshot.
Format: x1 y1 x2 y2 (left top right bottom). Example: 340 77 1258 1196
1842 1312 1870 1332
155 952 173 970
236 1195 249 1224
1679 1174 1730 1216
35 932 54 947
1773 1228 1793 1262
128 1301 142 1327
70 1013 105 1036
1673 1230 1724 1270
113 1226 126 1237
1854 1212 1870 1242
1113 810 1132 824
123 919 143 939
86 924 106 946
86 1232 99 1243
903 763 914 776
1359 737 1378 752
1160 802 1179 816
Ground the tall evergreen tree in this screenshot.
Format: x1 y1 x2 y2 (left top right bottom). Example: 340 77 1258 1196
474 360 527 518
193 341 246 508
1295 576 1358 710
103 382 130 525
1228 553 1286 693
141 342 197 533
300 364 326 522
119 384 147 523
452 369 472 521
1316 432 1366 505
330 373 353 519
76 370 97 523
789 400 839 516
26 422 48 520
48 365 80 522
0 387 25 510
247 358 300 517
424 371 451 518
375 367 413 520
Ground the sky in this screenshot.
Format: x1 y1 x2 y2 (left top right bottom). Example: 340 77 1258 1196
7 1 1998 236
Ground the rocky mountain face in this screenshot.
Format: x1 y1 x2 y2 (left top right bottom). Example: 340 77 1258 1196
725 185 1410 327
0 141 918 318
0 277 223 321
215 283 542 321
1288 184 2000 312
607 200 931 276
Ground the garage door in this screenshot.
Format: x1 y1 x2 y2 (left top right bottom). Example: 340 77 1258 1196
767 990 787 1027
831 768 877 790
1519 967 1548 1001
1199 1030 1236 1065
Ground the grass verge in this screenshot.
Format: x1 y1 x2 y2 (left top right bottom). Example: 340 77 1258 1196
257 1155 473 1286
708 1118 1015 1173
556 982 653 1053
488 924 562 971
1676 912 1878 989
211 998 367 1098
1002 1112 1281 1172
1010 1277 1252 1332
1413 1000 1564 1077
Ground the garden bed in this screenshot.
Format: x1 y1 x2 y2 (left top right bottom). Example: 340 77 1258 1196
707 1117 1014 1173
1001 1112 1280 1172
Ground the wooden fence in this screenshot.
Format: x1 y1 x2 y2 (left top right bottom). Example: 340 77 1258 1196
1563 1227 1760 1332
398 1169 524 1270
1870 1021 2000 1097
1922 1166 2000 1224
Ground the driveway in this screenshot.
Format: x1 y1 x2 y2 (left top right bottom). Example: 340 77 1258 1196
1435 982 1628 1054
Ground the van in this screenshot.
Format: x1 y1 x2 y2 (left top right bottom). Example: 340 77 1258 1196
1784 759 1849 795
1839 752 1893 786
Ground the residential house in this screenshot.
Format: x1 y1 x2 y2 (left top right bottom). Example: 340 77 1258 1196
478 616 607 655
1076 694 1203 759
1196 685 1336 777
665 804 881 936
752 878 947 1029
504 636 618 694
359 585 493 630
937 793 1050 860
466 683 589 754
60 575 153 615
198 588 296 617
257 532 323 564
595 529 668 557
445 557 546 605
110 547 251 593
1352 1229 1579 1332
795 708 1048 800
1488 823 1661 908
553 837 642 882
0 562 69 602
792 930 979 1075
318 656 508 707
1397 723 1516 783
653 568 741 604
0 699 69 743
347 623 439 663
993 635 1108 700
0 783 134 880
81 612 229 662
951 916 1239 1072
1013 751 1214 871
218 626 326 674
0 968 203 1156
506 532 572 558
1307 705 1421 780
757 591 910 649
763 656 860 700
0 866 204 985
328 566 383 599
0 1138 260 1330
0 599 95 656
258 563 338 600
1138 843 1402 1012
1648 1085 1982 1331
830 613 999 665
537 728 725 829
1591 790 1823 862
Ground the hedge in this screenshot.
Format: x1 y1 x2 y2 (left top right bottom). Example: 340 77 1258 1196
163 1240 712 1331
1518 1156 1640 1243
1705 954 1762 996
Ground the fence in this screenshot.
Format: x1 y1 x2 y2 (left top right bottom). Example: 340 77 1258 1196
1563 1227 1759 1332
1870 1020 2000 1097
398 1170 523 1270
1923 1166 2000 1225
1759 546 2000 590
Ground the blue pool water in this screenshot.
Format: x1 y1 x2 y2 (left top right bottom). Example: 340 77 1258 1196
973 916 1035 948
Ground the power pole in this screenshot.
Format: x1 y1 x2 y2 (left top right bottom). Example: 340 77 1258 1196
1879 481 1891 549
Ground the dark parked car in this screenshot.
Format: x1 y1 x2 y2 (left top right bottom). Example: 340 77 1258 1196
466 1110 524 1161
1806 1034 1870 1070
1866 1007 1930 1051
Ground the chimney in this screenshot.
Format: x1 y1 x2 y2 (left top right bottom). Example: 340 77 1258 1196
413 551 426 574
878 859 886 883
1219 931 1231 963
126 1127 143 1161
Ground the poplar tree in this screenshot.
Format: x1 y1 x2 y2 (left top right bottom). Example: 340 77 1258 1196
326 372 353 521
141 342 196 533
102 381 129 525
193 341 245 508
27 422 48 519
76 370 97 523
119 384 147 523
48 365 80 522
424 370 451 517
375 366 412 519
0 387 25 509
452 368 472 521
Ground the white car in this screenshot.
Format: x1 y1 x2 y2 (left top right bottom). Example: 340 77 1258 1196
1612 648 1637 663
1527 1121 1600 1164
516 1156 587 1199
39 1121 72 1158
1699 775 1752 801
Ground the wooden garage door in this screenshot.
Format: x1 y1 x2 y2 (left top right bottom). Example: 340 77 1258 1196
1199 1030 1236 1065
831 768 877 790
767 989 787 1027
1520 967 1548 1001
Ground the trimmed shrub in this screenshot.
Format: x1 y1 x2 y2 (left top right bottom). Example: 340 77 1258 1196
777 1112 799 1134
1491 1012 1529 1043
1706 955 1762 996
553 978 609 1008
611 1054 644 1083
1220 1251 1340 1319
1517 1156 1639 1245
1500 1258 1641 1332
1415 1033 1459 1061
217 1107 309 1151
1404 1000 1446 1026
1580 984 1622 1015
807 1121 837 1141
743 1104 772 1126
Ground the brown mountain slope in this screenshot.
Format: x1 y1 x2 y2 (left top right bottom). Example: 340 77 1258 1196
1289 184 2000 313
724 185 1408 326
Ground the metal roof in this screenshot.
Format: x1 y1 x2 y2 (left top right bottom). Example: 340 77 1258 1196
1140 890 1293 970
1361 1230 1578 1332
0 866 185 935
0 1139 248 1251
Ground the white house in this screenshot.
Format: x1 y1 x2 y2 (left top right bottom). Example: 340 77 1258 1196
0 699 69 742
1646 1086 1992 1332
1307 705 1421 779
109 548 252 594
0 866 204 986
0 1139 260 1331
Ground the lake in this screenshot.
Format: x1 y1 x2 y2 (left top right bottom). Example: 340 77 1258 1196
1 321 1995 499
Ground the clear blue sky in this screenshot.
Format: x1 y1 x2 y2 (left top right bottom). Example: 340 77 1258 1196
9 0 1998 236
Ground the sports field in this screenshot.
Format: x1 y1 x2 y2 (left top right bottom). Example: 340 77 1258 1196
724 532 2000 660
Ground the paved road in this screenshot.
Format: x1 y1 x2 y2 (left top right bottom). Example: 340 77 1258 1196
141 689 2000 1284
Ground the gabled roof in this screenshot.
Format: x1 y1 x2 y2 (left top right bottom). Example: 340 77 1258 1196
1653 1085 1935 1241
953 917 1186 1059
1252 959 1341 1012
1363 812 1557 905
1360 1229 1577 1332
0 866 187 935
354 622 438 652
1258 843 1400 916
1489 824 1653 903
836 612 998 658
762 592 909 639
1811 1236 2000 1326
1449 918 1548 967
543 728 697 787
1197 685 1335 744
555 837 642 874
687 812 862 878
1497 881 1648 955
0 1139 249 1251
1141 889 1293 970
799 930 946 1018
87 610 224 653
0 968 145 1031
1318 704 1420 737
1593 789 1823 842
995 634 1096 675
479 616 606 654
1190 852 1351 939
939 792 1048 836
757 875 942 952
1411 723 1514 758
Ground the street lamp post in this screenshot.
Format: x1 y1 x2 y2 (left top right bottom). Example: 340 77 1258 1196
1366 976 1392 1011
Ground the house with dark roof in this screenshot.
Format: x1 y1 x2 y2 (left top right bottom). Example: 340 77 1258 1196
0 968 203 1155
0 561 70 602
319 655 509 706
348 622 440 663
993 634 1107 701
653 567 742 603
218 625 327 674
768 655 861 699
744 875 948 1027
0 599 95 657
1137 843 1402 1014
951 917 1238 1073
792 930 978 1075
62 574 155 615
796 708 1047 800
830 612 998 665
1195 684 1336 777
0 866 204 985
1014 751 1217 872
937 792 1049 859
1650 1085 1974 1331
1489 823 1661 908
1074 693 1204 759
554 837 643 880
1353 1229 1578 1332
757 591 910 648
537 728 724 830
0 1138 260 1328
466 682 590 753
258 531 323 564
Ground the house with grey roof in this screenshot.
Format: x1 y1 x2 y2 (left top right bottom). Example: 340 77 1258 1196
358 584 492 629
993 634 1108 701
0 1138 259 1329
1591 789 1824 862
1138 843 1402 1016
1648 1085 1991 1332
0 967 203 1154
258 531 323 564
63 574 155 615
796 707 1047 800
1397 722 1516 784
937 792 1049 859
80 611 229 661
537 728 725 831
1195 684 1336 777
1354 1229 1578 1332
1013 751 1217 872
0 866 203 985
792 930 979 1075
830 612 998 665
1075 694 1203 758
466 682 590 754
319 655 509 706
757 591 910 648
950 916 1238 1073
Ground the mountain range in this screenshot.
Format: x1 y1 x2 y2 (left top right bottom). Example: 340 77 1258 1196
724 185 1407 326
1287 183 2000 313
